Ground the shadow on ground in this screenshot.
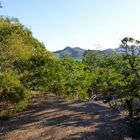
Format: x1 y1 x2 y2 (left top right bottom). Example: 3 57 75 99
0 93 138 140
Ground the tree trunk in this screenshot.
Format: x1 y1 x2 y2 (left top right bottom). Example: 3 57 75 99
125 98 133 118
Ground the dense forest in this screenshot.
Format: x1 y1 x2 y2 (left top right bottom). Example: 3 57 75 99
0 16 140 130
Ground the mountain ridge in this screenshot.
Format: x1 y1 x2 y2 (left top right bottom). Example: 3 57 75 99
53 46 125 60
54 46 85 60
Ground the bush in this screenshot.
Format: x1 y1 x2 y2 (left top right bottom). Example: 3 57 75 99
0 71 30 119
0 71 29 102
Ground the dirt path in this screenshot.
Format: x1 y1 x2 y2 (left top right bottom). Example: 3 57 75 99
0 93 136 140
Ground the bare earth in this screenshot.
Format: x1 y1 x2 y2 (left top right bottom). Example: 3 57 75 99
0 92 136 140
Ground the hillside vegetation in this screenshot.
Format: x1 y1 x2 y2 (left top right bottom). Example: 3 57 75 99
0 16 140 131
53 46 129 60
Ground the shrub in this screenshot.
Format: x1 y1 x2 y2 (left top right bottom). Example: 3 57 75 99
0 71 30 119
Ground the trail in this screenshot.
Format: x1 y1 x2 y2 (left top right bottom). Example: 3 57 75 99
0 92 135 140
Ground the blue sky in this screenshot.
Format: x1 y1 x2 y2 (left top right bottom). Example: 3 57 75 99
0 0 140 51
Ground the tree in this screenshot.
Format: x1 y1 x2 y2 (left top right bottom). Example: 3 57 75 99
0 16 47 118
121 37 140 78
82 39 140 118
120 37 140 117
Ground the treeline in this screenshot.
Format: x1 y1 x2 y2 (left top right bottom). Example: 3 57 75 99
0 17 140 120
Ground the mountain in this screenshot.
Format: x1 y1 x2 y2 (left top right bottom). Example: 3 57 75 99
53 46 86 60
84 47 128 55
100 48 116 55
53 46 139 60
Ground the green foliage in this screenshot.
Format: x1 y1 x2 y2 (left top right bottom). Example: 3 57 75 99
59 56 91 100
0 16 139 120
83 40 140 118
32 55 91 100
1 89 30 120
0 16 46 71
0 71 30 119
0 71 29 102
0 16 43 118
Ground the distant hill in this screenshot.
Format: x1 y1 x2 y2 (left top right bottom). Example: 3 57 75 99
53 46 134 60
53 46 86 60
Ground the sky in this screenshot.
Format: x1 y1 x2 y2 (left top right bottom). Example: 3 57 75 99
0 0 140 51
